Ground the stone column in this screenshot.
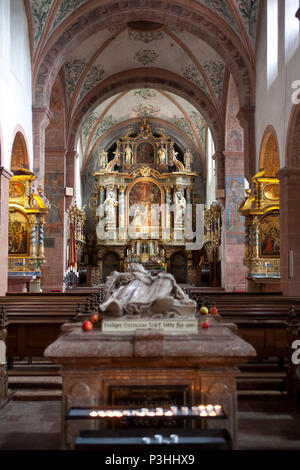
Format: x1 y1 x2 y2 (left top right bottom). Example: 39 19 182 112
223 153 247 292
118 186 126 241
65 150 77 211
0 168 13 295
41 149 66 291
32 106 52 185
213 151 225 202
237 106 256 182
277 168 300 296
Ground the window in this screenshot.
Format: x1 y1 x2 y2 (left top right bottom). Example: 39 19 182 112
267 0 278 88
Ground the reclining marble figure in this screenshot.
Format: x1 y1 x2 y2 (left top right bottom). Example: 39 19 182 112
100 264 196 318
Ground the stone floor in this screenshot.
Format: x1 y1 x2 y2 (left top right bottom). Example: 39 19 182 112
0 394 300 450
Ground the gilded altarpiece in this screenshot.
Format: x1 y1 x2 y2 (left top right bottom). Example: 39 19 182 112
8 170 49 289
239 170 280 282
89 121 198 281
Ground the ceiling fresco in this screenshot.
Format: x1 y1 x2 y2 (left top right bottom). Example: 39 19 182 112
29 0 261 51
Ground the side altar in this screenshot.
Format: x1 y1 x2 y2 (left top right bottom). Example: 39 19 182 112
89 120 198 282
45 265 256 449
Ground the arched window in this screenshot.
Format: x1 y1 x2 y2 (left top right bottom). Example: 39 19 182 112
267 0 279 88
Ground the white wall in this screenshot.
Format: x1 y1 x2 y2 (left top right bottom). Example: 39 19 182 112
256 0 300 168
206 128 216 207
0 0 33 169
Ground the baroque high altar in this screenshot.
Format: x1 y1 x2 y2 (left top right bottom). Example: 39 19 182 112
89 120 198 281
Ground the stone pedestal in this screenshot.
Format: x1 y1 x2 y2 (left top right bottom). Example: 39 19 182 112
45 319 256 449
277 168 300 296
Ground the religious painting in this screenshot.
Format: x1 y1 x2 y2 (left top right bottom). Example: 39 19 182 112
225 177 245 244
259 213 280 258
44 172 64 233
9 181 26 199
8 211 29 256
136 141 154 164
128 180 161 230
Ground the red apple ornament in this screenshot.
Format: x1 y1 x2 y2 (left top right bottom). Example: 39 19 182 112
209 306 218 315
201 321 209 329
82 320 93 331
90 314 100 324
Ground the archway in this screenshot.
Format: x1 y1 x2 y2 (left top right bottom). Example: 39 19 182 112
259 126 280 176
10 132 29 171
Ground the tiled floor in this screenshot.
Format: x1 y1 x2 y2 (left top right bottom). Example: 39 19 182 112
0 395 300 450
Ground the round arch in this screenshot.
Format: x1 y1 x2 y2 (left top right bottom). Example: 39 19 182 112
10 129 29 172
32 1 254 110
68 68 225 155
259 125 280 177
83 117 202 174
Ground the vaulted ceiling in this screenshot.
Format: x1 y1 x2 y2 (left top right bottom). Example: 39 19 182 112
26 0 261 172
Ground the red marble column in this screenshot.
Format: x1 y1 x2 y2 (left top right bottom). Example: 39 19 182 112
32 106 52 184
41 150 66 291
0 168 13 295
277 167 300 296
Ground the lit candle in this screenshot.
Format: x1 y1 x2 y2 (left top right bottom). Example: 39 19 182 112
164 410 173 416
170 406 178 414
191 406 198 415
214 405 221 412
181 406 189 415
113 411 123 417
206 405 213 412
106 411 114 417
209 411 217 417
200 411 208 417
89 411 97 418
98 411 106 417
148 411 155 417
198 405 205 411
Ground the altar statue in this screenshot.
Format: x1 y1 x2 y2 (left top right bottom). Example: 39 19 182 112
98 150 108 170
175 190 186 224
125 145 132 165
99 263 196 318
104 190 118 225
158 146 166 165
184 149 193 171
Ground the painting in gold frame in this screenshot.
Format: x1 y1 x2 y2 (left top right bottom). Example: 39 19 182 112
259 213 280 258
9 211 30 256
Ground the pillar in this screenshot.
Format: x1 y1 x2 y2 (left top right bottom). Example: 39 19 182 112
118 186 126 241
223 153 247 292
41 149 66 291
32 106 52 184
237 106 256 182
277 168 300 296
0 168 13 295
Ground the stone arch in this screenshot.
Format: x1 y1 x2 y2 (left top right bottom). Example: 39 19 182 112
286 104 300 168
33 1 254 110
68 68 224 155
10 130 29 171
83 117 201 175
259 125 280 177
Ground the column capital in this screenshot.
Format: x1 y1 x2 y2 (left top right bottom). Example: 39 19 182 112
296 8 300 21
236 105 255 123
32 106 53 127
212 150 225 161
0 167 13 180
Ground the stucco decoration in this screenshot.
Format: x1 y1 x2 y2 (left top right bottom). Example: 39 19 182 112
203 61 225 103
201 0 239 32
132 104 161 117
182 64 208 94
64 59 86 100
30 0 54 48
50 0 88 33
134 49 159 66
234 0 260 40
79 65 105 101
128 31 165 43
